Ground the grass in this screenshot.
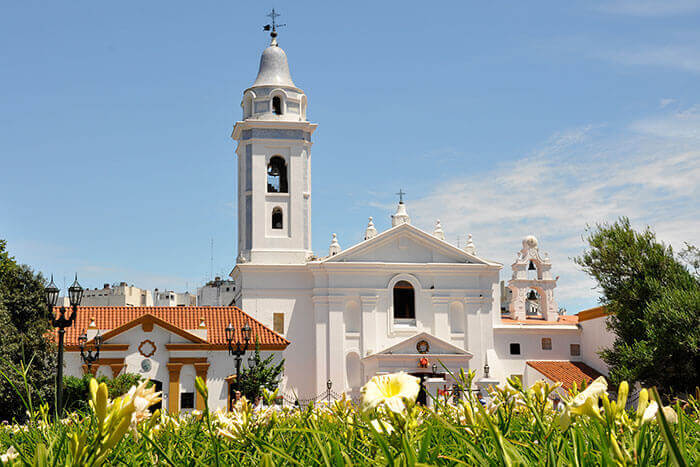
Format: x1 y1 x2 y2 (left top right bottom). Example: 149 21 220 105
0 368 698 466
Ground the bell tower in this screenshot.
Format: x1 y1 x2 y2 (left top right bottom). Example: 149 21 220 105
232 18 317 264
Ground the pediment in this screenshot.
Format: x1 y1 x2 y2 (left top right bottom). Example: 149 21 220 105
322 223 495 265
375 332 472 357
93 314 208 345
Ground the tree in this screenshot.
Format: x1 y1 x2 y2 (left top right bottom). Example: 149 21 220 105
0 239 57 421
575 218 700 397
235 343 284 401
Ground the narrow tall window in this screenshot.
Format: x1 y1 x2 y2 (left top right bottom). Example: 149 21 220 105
267 156 288 193
272 207 283 229
272 96 282 115
393 280 415 321
273 313 284 334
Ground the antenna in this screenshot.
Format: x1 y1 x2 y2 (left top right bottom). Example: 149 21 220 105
210 238 214 281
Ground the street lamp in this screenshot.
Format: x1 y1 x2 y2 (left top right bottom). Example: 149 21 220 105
47 274 83 413
431 363 438 376
326 379 332 404
79 331 103 375
226 322 252 390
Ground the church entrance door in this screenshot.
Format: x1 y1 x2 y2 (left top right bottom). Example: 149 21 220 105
410 373 429 405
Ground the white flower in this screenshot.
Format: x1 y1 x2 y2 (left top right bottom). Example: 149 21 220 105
1 446 19 463
121 380 162 431
642 401 678 424
370 418 395 434
570 377 607 410
642 401 659 423
361 372 421 413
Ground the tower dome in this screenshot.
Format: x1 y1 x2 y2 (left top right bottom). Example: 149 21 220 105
252 42 296 88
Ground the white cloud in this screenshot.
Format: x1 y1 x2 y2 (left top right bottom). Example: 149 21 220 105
596 0 700 16
408 108 700 311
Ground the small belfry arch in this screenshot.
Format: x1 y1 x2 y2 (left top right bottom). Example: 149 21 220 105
267 156 288 193
242 91 256 119
271 207 283 229
269 89 288 116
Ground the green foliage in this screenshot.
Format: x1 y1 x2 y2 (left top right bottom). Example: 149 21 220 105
235 343 284 400
0 373 698 466
0 239 56 423
63 373 144 412
575 218 700 396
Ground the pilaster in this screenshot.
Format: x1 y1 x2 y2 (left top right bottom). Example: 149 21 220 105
167 363 183 413
360 295 378 357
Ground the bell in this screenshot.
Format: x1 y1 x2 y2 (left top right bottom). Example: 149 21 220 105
527 290 538 300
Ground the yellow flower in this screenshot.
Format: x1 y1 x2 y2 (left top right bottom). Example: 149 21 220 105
361 372 420 413
558 376 608 430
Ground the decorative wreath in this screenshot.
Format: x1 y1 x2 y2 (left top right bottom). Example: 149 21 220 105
416 339 430 354
138 339 157 358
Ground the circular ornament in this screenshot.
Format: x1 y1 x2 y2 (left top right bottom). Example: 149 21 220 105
141 359 152 372
416 340 430 354
138 339 157 358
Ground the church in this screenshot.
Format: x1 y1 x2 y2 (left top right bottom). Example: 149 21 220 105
61 26 613 412
228 28 613 402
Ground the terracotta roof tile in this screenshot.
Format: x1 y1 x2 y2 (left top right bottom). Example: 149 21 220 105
52 306 289 349
500 315 579 325
527 361 603 391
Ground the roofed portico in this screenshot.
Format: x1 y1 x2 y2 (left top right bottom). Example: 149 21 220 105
362 332 473 381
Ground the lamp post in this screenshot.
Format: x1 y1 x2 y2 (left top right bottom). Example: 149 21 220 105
225 322 252 390
46 274 83 414
326 379 332 404
78 331 103 375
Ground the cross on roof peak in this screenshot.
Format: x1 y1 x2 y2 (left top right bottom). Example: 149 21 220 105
263 8 286 39
396 189 406 204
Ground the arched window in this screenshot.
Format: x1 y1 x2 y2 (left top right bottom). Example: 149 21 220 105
267 156 288 193
393 280 415 321
272 207 283 229
272 96 282 115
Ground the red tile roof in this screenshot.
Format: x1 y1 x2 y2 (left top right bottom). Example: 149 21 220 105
527 361 604 391
501 314 579 325
53 306 289 350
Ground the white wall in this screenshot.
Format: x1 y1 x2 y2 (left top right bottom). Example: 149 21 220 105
579 315 614 375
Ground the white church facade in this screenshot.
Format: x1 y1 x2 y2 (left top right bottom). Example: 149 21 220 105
60 29 614 411
229 31 614 402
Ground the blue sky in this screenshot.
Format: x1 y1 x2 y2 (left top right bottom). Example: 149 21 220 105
1 1 699 312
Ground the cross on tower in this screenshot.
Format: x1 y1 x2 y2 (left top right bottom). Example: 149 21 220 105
396 189 406 204
263 8 286 37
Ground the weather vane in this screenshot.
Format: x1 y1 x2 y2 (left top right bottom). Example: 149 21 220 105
396 189 406 204
263 8 286 39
